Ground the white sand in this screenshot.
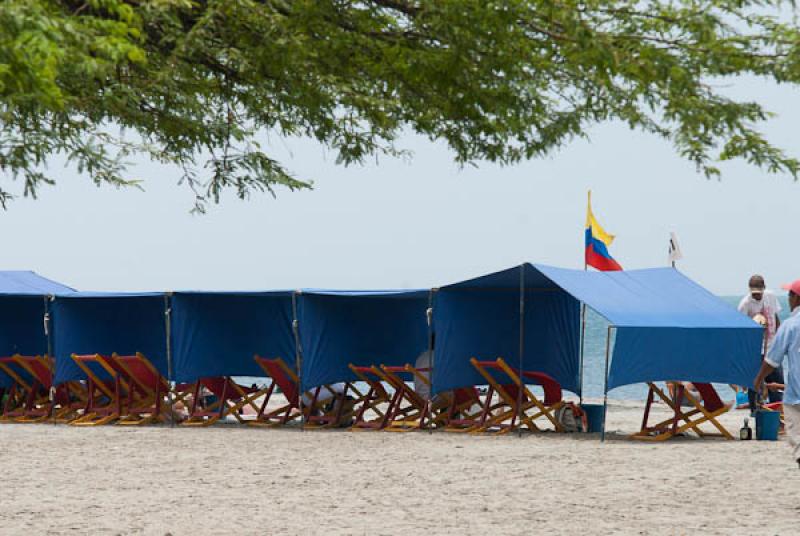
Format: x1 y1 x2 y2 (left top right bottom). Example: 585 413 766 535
0 401 797 535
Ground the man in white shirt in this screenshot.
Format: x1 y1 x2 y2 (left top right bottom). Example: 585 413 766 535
738 274 782 340
739 274 784 405
754 279 800 469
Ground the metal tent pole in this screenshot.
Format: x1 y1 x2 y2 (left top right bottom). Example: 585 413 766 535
164 293 175 427
44 295 55 425
601 325 613 442
517 264 526 438
579 303 587 406
292 290 305 430
426 288 435 435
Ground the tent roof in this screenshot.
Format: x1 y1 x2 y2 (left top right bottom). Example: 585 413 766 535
0 271 74 296
533 265 758 329
54 291 164 299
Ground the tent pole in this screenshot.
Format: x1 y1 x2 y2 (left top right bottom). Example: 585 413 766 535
518 264 525 438
601 325 612 442
292 291 305 431
164 293 175 428
43 295 55 425
579 303 587 406
426 289 435 435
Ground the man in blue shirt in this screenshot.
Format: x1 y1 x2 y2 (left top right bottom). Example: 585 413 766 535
755 279 800 468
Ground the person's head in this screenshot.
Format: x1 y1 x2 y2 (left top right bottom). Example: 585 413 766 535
749 274 766 301
782 279 800 310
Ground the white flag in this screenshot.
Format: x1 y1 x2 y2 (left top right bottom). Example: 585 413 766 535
668 232 683 265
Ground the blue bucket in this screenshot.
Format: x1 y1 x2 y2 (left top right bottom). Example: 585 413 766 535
582 404 605 433
755 410 781 441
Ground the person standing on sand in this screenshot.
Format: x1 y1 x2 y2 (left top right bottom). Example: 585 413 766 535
754 279 800 469
739 274 784 405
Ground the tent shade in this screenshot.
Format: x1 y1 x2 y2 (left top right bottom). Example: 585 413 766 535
532 265 763 389
298 290 429 391
432 264 581 395
171 291 295 382
0 296 51 387
52 293 168 384
0 271 74 295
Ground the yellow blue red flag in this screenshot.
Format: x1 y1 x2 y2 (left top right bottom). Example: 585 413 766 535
585 191 623 271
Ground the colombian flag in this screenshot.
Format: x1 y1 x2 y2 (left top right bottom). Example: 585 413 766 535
585 191 622 271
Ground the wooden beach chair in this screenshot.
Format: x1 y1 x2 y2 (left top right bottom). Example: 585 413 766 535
348 364 394 430
631 382 733 441
378 364 448 431
13 355 84 423
182 377 264 426
250 356 303 426
0 356 35 421
469 357 565 434
440 386 489 431
69 353 126 426
112 353 175 425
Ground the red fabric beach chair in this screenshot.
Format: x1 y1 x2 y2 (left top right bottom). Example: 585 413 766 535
69 353 126 426
253 356 363 428
0 356 35 421
13 355 84 423
377 364 436 431
112 352 175 425
348 364 394 430
441 386 494 431
182 376 263 426
632 382 733 440
468 357 566 434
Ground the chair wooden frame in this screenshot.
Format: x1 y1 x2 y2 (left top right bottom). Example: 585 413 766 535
348 364 394 431
631 382 733 441
112 352 177 425
69 353 125 426
469 357 565 434
0 356 35 421
181 377 265 427
12 355 84 423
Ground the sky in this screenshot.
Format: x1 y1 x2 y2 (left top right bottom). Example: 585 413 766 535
1 78 797 296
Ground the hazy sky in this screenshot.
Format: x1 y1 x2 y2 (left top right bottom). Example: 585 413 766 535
2 78 797 296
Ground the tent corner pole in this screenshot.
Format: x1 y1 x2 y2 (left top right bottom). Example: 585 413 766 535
43 295 56 425
426 289 435 435
164 293 175 428
517 264 525 438
292 290 305 431
601 325 613 442
578 303 587 406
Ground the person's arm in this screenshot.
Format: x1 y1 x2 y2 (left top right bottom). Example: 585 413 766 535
756 324 789 389
775 314 781 329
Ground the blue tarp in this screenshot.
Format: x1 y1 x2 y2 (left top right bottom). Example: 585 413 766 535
298 290 429 391
533 265 763 390
0 272 74 387
171 292 296 383
0 271 74 295
432 264 581 395
52 292 168 384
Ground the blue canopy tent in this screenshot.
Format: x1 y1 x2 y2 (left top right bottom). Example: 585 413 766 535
533 265 763 438
52 292 168 385
0 272 74 387
431 264 582 397
170 291 296 383
297 290 429 392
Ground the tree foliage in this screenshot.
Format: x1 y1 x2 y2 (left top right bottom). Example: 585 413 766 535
2 0 799 209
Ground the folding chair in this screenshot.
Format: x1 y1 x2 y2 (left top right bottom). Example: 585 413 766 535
69 353 125 426
250 356 302 426
377 364 436 431
469 357 565 434
182 377 264 426
631 382 733 441
0 356 35 421
12 355 84 423
440 386 489 431
348 364 395 430
112 353 176 425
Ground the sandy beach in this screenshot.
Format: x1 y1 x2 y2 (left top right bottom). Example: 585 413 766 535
0 400 796 535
